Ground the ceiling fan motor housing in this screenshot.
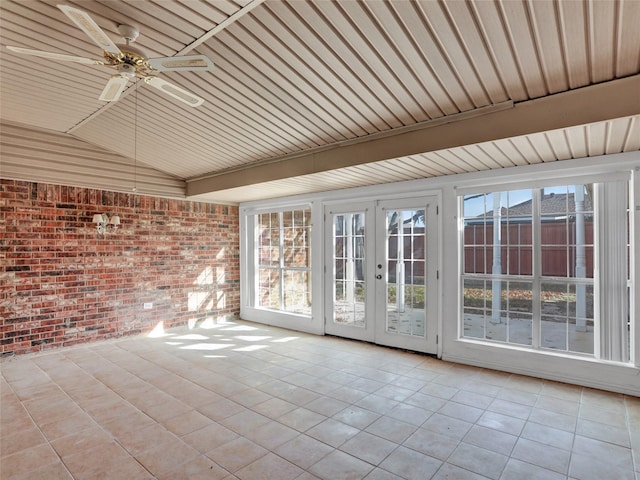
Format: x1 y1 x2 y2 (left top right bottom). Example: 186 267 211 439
104 43 154 77
117 24 139 43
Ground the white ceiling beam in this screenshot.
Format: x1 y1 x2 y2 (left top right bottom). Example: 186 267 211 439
175 0 265 55
187 75 640 196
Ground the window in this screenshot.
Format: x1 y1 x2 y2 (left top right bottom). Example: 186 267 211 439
256 208 311 315
333 212 366 327
460 180 631 362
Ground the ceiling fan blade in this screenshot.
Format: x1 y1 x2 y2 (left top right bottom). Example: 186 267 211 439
6 46 104 65
147 55 214 72
146 77 204 107
99 75 128 102
57 4 122 56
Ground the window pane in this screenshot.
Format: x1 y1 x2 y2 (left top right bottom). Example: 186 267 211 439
487 307 507 342
335 236 345 258
355 259 365 282
283 225 310 267
463 193 487 218
463 307 486 339
464 245 487 274
540 184 594 279
541 243 568 277
405 285 425 310
541 315 567 350
297 247 311 267
541 186 569 214
507 243 532 276
507 189 533 213
541 282 594 354
332 212 366 327
460 180 629 362
508 281 533 316
463 220 485 245
258 269 280 310
463 278 489 309
509 315 532 346
284 270 311 315
334 215 344 236
568 317 594 355
256 209 311 315
257 246 269 265
335 259 346 280
463 191 533 277
505 218 532 275
463 279 489 340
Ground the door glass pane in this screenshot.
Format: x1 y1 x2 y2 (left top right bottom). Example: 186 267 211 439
385 209 426 337
333 213 366 327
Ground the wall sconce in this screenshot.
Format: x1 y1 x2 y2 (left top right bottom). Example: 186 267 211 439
92 213 120 234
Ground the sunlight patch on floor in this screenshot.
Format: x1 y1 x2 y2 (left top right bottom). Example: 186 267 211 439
180 343 236 351
234 336 271 342
223 325 260 331
174 334 210 340
233 345 269 352
148 321 174 338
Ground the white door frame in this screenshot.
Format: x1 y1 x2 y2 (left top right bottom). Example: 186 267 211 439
374 196 439 354
324 203 376 342
324 196 439 354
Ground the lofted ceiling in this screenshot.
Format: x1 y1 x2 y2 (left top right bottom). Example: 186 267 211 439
1 0 639 204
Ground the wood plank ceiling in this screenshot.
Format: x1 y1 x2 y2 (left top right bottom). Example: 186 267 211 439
1 0 639 204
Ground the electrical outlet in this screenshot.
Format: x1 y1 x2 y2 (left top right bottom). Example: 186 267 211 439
143 303 153 309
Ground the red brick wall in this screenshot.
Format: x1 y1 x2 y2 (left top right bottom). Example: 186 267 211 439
0 180 239 355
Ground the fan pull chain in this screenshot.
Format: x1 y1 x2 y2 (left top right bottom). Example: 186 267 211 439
133 85 138 193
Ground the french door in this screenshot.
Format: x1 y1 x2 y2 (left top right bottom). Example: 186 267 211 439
325 197 439 354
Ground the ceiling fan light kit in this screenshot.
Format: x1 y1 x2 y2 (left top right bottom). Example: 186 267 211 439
6 4 214 106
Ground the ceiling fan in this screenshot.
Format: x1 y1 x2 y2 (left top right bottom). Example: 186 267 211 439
6 4 214 107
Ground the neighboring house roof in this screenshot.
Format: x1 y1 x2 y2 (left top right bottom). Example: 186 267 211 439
484 192 593 218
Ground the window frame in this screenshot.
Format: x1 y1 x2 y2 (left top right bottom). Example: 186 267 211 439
458 173 632 363
254 207 312 316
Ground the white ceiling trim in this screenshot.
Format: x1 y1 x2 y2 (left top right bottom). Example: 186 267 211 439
187 75 640 196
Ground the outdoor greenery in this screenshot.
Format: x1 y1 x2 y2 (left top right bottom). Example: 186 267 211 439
387 285 425 309
463 284 593 315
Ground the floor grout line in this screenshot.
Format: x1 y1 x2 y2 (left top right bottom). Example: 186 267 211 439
1 319 638 479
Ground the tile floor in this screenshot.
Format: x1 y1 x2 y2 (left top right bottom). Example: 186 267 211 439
1 319 638 480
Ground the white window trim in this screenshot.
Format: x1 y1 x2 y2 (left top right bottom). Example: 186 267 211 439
632 166 640 369
240 202 324 335
445 159 638 396
455 171 630 197
255 208 312 315
458 181 628 360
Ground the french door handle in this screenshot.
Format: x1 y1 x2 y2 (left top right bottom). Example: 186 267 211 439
376 274 382 279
